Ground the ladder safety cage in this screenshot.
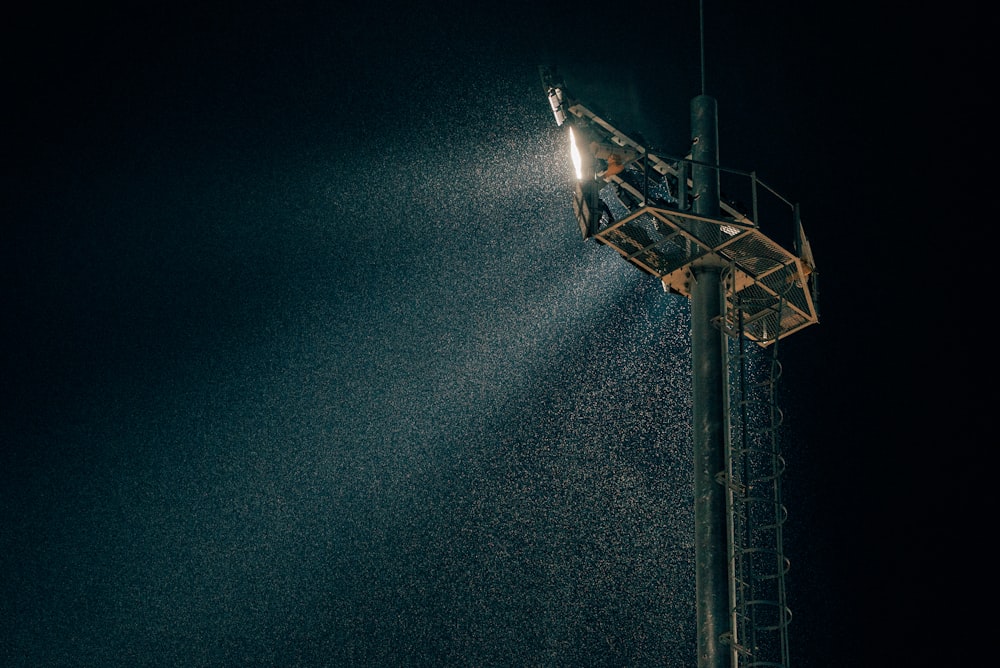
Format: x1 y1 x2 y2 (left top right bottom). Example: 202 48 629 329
725 296 793 667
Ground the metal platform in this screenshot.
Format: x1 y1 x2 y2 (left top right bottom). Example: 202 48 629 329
592 204 818 346
542 67 819 347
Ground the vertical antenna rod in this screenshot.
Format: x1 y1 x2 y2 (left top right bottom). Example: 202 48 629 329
699 0 706 95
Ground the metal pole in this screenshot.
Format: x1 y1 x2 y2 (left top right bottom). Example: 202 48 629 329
689 93 730 668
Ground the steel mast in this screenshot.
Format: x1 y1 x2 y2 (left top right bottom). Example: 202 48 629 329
540 54 817 666
688 92 729 668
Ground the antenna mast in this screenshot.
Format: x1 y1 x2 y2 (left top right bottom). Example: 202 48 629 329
539 4 816 665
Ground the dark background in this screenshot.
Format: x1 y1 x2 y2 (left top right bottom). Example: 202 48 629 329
3 1 984 665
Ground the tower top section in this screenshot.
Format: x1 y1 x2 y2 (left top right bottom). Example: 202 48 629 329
540 67 819 346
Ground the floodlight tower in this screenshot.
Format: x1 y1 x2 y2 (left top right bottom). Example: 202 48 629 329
539 56 818 668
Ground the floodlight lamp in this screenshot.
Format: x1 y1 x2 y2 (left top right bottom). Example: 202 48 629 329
547 86 567 126
569 127 584 180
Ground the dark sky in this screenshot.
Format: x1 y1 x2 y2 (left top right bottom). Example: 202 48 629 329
2 2 984 666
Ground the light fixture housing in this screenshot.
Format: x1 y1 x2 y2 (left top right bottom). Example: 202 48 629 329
547 86 567 126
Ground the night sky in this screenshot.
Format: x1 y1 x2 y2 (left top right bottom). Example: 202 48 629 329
3 2 984 666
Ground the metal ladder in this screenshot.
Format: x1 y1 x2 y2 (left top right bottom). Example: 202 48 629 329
721 270 793 668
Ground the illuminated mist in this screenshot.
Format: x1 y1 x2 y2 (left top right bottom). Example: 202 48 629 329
4 23 713 667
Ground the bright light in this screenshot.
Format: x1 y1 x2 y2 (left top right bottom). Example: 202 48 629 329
569 127 583 180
